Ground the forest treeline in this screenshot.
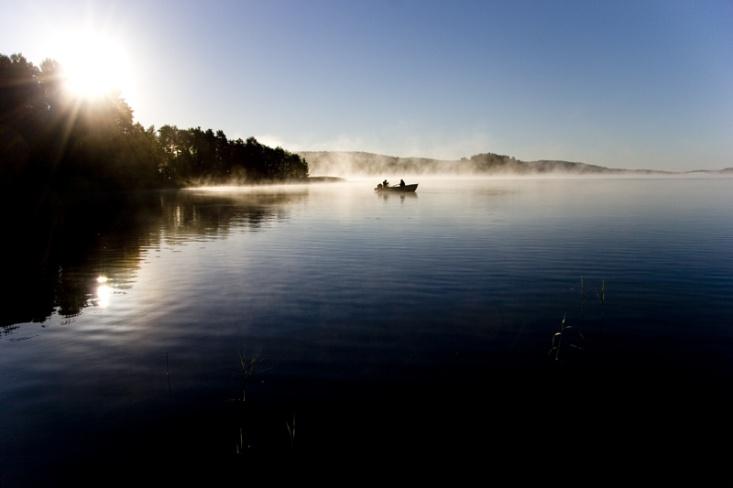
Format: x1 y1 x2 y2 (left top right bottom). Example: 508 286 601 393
0 53 308 193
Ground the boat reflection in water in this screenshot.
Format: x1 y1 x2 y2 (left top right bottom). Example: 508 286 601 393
376 191 418 202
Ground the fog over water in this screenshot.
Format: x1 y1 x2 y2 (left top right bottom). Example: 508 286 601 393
299 151 690 177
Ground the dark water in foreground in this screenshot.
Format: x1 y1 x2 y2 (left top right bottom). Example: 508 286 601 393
2 177 733 477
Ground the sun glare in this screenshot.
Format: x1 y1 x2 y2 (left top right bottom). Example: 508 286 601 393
54 29 134 100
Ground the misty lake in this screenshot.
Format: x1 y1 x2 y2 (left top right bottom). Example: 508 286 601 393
2 177 733 477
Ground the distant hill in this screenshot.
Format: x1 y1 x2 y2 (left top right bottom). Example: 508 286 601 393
685 167 733 174
299 151 675 176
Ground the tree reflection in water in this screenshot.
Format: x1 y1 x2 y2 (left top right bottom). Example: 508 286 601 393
1 189 307 330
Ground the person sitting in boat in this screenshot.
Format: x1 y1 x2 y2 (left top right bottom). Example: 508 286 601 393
376 183 383 189
383 179 389 188
400 179 405 188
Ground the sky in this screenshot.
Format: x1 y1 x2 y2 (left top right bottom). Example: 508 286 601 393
1 0 731 170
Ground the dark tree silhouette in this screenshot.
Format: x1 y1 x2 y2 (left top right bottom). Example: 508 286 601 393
0 53 309 195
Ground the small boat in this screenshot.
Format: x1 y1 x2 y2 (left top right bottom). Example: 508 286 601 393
374 183 418 193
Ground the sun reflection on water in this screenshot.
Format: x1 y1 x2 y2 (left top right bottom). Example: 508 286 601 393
96 276 111 308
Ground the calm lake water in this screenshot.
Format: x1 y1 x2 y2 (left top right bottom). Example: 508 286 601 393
2 177 733 476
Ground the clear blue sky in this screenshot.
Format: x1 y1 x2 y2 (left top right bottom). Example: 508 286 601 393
2 0 731 169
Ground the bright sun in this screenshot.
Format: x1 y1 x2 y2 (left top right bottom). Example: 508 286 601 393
54 29 134 100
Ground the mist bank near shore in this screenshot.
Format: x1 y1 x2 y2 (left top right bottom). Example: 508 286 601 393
300 151 731 176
